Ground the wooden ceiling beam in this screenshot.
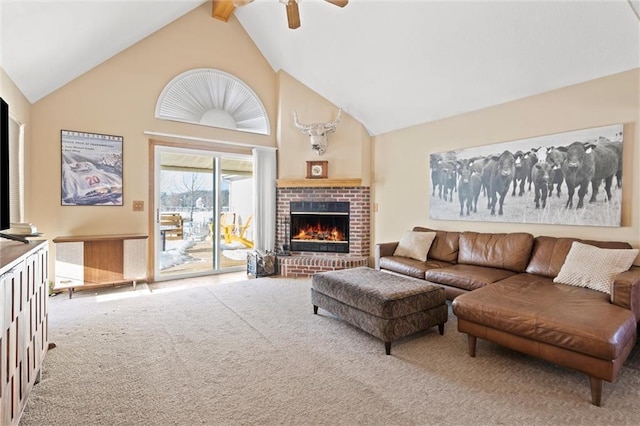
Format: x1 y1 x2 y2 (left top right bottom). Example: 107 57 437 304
212 0 236 22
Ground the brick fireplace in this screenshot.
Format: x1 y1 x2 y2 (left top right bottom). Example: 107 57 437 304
276 180 370 277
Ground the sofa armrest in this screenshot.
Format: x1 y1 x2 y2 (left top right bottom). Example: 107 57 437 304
611 266 640 322
374 242 399 270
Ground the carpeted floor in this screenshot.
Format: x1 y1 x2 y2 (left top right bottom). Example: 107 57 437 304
20 276 640 425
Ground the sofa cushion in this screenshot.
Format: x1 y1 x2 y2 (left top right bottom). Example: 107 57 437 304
526 236 633 278
413 226 460 263
457 232 533 272
393 230 436 261
379 256 452 280
452 275 637 360
426 264 517 291
525 237 578 278
553 242 639 294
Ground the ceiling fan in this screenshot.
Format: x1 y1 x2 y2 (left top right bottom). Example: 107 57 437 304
212 0 349 30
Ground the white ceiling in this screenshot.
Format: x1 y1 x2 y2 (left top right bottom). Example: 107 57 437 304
1 0 639 136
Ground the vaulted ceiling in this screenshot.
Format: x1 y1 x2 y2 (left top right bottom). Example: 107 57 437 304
1 0 639 136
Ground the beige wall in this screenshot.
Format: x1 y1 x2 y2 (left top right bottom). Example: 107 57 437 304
28 4 277 240
373 69 640 259
276 71 371 184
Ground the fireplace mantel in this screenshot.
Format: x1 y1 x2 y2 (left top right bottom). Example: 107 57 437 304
276 178 363 188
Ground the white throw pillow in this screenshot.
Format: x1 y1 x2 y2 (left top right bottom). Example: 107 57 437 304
393 231 436 262
553 242 639 294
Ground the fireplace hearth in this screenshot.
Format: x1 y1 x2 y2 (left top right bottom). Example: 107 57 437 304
289 201 349 253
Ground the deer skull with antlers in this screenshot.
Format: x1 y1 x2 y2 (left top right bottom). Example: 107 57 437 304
293 108 342 156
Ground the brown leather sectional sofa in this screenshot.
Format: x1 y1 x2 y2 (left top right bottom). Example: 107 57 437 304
375 226 640 406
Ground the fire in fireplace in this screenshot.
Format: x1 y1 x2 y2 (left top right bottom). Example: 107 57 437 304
289 201 349 253
292 224 346 242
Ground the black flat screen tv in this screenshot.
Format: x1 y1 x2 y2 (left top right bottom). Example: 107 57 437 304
0 97 28 243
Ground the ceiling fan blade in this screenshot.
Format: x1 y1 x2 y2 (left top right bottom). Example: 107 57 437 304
212 0 236 22
286 1 301 29
325 0 348 7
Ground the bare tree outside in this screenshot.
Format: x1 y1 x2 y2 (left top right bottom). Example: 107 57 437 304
181 172 208 222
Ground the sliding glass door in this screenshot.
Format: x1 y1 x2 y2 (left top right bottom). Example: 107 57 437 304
154 146 254 280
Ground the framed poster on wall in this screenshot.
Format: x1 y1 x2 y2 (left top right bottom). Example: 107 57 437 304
429 123 624 227
61 130 123 206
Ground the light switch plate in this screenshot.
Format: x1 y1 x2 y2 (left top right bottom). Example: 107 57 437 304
133 200 144 211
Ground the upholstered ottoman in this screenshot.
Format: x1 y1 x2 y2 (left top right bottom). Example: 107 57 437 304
311 267 447 355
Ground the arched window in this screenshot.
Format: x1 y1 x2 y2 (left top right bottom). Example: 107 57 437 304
155 69 270 135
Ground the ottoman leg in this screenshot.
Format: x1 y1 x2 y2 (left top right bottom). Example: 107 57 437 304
438 323 445 335
385 342 391 356
313 305 318 314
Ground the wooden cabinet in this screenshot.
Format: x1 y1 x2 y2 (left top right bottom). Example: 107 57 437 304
0 239 49 426
84 239 124 284
53 234 147 297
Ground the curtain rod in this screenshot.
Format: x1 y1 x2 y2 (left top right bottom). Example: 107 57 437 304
144 131 278 151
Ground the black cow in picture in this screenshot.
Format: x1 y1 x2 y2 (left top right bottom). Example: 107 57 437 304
531 162 551 209
545 147 566 198
560 141 618 209
483 150 515 216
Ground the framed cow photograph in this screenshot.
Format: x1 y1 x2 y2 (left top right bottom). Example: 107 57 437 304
429 123 624 227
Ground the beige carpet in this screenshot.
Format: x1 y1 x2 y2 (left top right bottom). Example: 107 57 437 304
20 276 640 425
